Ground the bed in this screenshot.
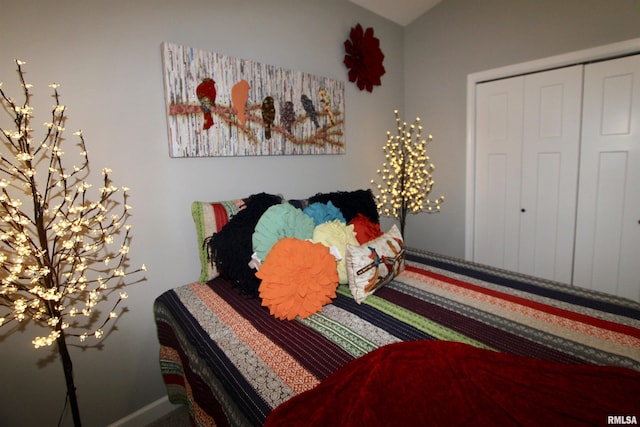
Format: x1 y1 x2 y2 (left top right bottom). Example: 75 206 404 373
154 192 640 426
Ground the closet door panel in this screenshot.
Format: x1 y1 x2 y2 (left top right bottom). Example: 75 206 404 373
518 66 582 283
474 77 523 270
574 54 640 302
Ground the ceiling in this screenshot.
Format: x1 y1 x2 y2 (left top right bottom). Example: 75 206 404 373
349 0 443 26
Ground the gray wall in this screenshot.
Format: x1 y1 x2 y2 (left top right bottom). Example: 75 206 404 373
403 0 640 257
2 0 640 425
0 1 403 425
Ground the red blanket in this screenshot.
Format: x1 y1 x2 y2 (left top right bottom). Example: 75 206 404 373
265 341 640 426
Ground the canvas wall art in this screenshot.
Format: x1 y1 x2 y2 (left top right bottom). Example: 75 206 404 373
161 42 345 157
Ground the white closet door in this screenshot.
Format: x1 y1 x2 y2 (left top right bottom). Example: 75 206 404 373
573 54 640 302
518 66 582 283
474 76 523 271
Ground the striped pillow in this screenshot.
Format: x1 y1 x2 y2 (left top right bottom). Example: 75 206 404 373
191 199 246 282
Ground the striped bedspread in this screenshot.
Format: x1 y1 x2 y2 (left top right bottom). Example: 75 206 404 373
154 248 640 426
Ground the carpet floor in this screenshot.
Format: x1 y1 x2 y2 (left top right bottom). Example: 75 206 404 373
144 405 190 427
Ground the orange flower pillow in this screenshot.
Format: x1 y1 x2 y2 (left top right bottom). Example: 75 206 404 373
256 238 339 320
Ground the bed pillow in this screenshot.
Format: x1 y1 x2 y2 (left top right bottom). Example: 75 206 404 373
207 193 283 296
257 238 339 320
312 220 358 284
303 201 346 226
308 189 379 224
252 203 315 262
345 224 405 303
192 198 246 282
349 213 383 244
286 198 310 210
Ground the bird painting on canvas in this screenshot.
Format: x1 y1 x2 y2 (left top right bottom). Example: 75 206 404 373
196 78 217 130
231 79 251 127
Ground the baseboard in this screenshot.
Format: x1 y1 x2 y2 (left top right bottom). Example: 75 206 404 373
107 396 176 427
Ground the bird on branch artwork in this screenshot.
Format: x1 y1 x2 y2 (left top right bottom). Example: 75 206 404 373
169 78 343 148
162 43 345 157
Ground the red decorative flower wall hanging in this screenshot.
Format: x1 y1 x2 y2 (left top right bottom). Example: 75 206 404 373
343 23 385 92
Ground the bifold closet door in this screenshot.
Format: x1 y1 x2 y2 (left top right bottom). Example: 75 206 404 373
474 76 523 272
474 66 582 282
518 66 582 283
573 54 640 302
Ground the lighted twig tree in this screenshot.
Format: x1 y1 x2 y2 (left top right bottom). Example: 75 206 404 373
371 110 444 236
0 60 146 426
